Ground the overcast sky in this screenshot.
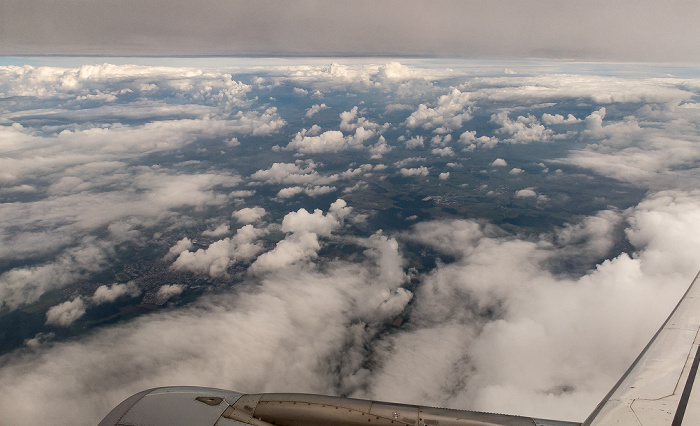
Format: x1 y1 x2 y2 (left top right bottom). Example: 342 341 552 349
2 0 700 61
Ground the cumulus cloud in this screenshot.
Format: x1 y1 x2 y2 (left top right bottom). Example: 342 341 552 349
405 135 425 149
431 147 455 157
339 106 381 131
250 232 322 272
156 284 185 304
304 185 337 197
202 224 230 237
491 158 507 167
395 157 427 168
172 225 265 277
514 188 538 198
229 189 256 198
280 199 350 236
275 185 336 199
405 88 473 133
542 113 581 125
92 282 141 305
232 207 267 224
251 200 351 272
250 161 337 186
459 130 499 150
491 112 553 143
370 136 392 159
166 238 193 261
285 127 374 154
45 297 86 327
276 186 305 199
305 103 328 117
400 166 429 177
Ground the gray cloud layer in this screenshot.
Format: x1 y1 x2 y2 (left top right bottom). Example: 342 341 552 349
2 0 700 62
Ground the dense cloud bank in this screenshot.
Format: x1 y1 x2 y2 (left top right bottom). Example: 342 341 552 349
1 61 699 425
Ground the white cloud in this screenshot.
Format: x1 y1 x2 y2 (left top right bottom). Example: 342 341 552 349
340 106 381 131
202 224 230 237
461 74 694 105
395 157 427 167
281 206 344 237
304 185 337 197
305 103 328 117
229 189 256 198
559 106 700 185
166 238 193 261
250 161 337 185
542 113 581 125
405 135 425 149
400 167 429 177
285 127 374 154
370 136 392 159
509 168 524 175
491 158 507 167
276 186 305 199
92 282 141 305
439 172 450 180
250 232 322 272
491 112 553 143
46 297 86 327
430 134 451 147
156 284 185 304
405 88 473 133
514 188 537 198
0 239 114 309
583 107 641 142
431 147 455 157
232 207 267 224
459 130 499 150
171 225 265 277
251 200 351 272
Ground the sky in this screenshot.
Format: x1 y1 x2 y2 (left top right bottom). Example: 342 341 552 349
0 60 699 425
2 0 700 62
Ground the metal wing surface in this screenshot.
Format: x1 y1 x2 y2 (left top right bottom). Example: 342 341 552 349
97 386 579 426
584 271 700 426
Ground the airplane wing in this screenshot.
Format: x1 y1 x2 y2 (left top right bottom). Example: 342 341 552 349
583 271 700 426
98 271 700 426
97 386 580 426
